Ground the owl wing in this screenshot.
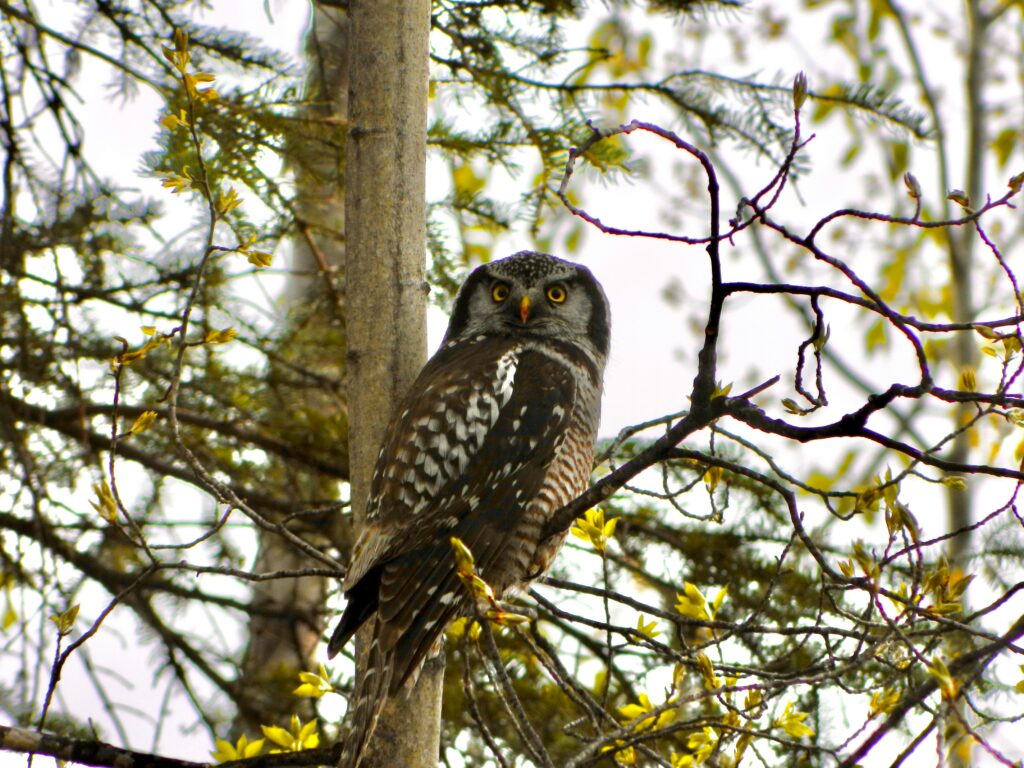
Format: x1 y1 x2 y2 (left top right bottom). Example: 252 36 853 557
329 337 577 683
343 336 526 589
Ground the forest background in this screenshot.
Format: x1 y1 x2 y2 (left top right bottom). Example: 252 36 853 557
2 1 1024 767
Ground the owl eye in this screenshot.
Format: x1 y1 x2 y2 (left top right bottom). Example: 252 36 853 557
491 283 510 302
546 284 568 304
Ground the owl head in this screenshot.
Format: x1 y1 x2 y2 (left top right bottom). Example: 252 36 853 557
442 251 610 361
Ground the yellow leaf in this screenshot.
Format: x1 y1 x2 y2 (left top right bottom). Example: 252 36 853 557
973 323 1001 340
618 692 653 723
869 687 900 717
210 739 236 763
878 250 906 303
297 719 319 749
90 479 118 522
450 536 476 572
260 715 318 753
686 726 718 762
569 524 591 543
245 249 274 268
569 508 617 554
450 537 498 604
161 167 193 194
782 397 805 415
260 725 292 749
928 657 958 700
203 328 237 345
695 651 720 690
241 737 265 759
162 30 190 73
183 71 216 98
813 323 831 351
450 616 481 641
217 186 243 215
618 692 676 733
487 607 530 626
743 688 762 712
675 582 711 621
711 586 728 616
210 735 264 763
774 701 815 739
452 164 486 198
113 332 168 368
634 614 660 640
676 582 726 623
711 380 733 399
293 664 333 698
612 746 637 765
447 617 468 638
940 475 966 490
129 410 158 436
159 110 189 131
959 366 977 392
49 604 80 636
865 318 887 353
992 128 1018 168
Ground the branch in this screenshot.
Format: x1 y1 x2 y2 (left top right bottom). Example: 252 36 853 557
0 725 340 768
839 611 1024 767
0 390 302 514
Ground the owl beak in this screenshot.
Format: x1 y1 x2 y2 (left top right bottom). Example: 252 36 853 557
519 295 532 323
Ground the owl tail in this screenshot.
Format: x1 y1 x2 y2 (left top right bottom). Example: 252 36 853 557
339 633 394 768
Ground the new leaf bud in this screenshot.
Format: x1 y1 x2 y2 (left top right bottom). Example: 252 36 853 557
793 72 808 111
903 172 921 199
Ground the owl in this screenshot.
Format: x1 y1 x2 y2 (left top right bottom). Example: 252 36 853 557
327 250 610 768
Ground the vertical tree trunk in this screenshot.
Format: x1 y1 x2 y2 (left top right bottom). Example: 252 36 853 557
946 0 986 569
944 5 988 765
344 1 437 766
232 1 350 737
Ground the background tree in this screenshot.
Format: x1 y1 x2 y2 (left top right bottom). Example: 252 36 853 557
2 2 1023 767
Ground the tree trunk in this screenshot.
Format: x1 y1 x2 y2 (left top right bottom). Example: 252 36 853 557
343 1 437 766
232 1 350 737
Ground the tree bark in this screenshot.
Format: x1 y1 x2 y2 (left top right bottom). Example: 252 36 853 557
343 1 436 766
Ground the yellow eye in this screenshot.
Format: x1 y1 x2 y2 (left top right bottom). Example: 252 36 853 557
491 283 510 302
546 284 568 303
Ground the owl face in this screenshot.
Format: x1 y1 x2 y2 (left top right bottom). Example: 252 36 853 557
443 251 610 361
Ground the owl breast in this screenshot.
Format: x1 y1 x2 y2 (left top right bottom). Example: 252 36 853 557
486 338 604 596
